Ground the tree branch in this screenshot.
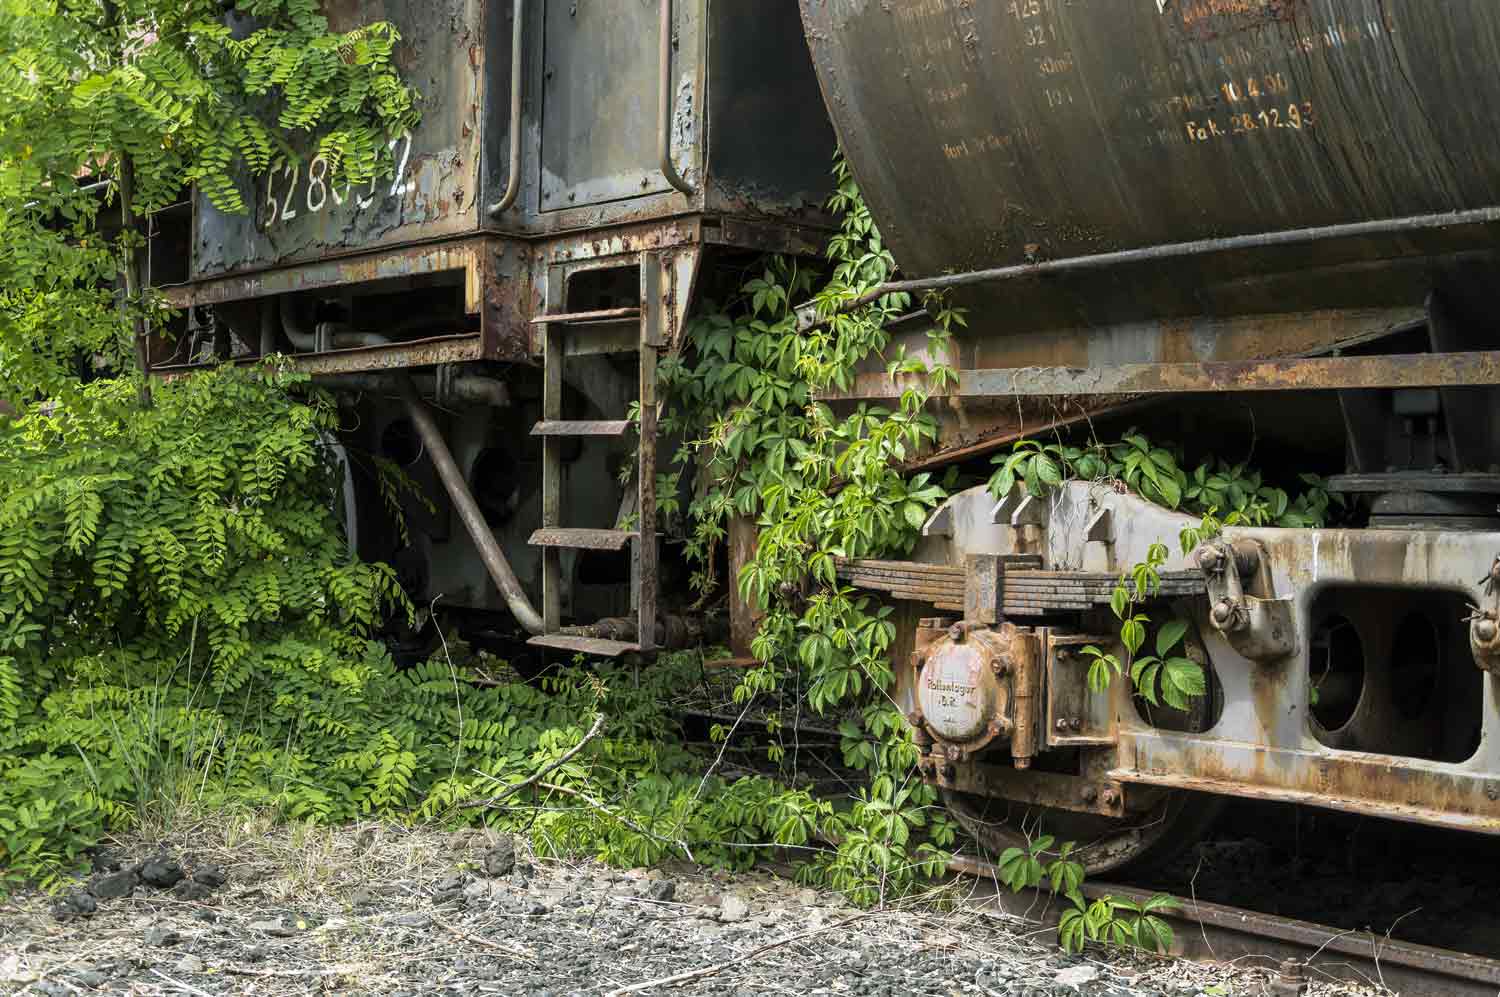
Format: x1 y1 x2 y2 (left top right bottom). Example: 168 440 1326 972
463 712 605 809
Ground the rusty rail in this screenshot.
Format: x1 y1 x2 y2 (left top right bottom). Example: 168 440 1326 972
950 855 1500 997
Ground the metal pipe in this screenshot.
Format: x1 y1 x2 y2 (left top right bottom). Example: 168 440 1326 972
486 0 525 217
398 377 545 634
797 204 1500 330
657 0 693 196
329 372 511 408
279 296 316 352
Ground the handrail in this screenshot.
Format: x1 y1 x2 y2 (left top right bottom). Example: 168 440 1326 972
486 0 526 217
657 0 694 196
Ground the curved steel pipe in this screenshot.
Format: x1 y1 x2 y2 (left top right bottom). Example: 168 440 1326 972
398 377 545 634
657 0 693 196
487 0 526 217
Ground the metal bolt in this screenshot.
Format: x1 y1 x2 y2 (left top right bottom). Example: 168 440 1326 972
1210 598 1239 629
1197 545 1225 573
1101 788 1120 807
1055 718 1070 732
1477 616 1499 644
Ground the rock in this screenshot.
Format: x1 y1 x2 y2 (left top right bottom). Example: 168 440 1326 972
192 865 228 888
74 970 109 988
139 856 185 889
248 918 297 938
144 925 181 947
482 839 516 878
646 879 677 903
348 888 377 907
89 850 125 873
51 891 98 921
243 945 268 963
394 914 431 929
173 880 215 902
89 869 139 900
436 872 467 892
174 954 205 975
432 888 465 907
1055 964 1100 987
34 982 70 997
191 909 218 924
719 895 750 923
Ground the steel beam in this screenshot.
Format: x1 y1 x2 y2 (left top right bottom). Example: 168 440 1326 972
818 351 1500 400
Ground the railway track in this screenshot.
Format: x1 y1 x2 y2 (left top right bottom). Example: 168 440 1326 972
950 854 1500 997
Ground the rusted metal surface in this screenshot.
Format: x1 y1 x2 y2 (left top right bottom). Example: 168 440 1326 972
821 350 1500 401
802 207 1500 328
799 1 1500 339
168 238 489 311
953 858 1500 997
727 515 761 660
529 420 630 437
531 307 641 326
528 528 635 552
526 634 639 657
399 377 546 635
907 480 1500 837
151 334 485 378
924 761 1125 819
194 0 489 279
834 557 1203 616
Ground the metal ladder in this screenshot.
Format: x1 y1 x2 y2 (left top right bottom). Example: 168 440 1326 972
525 255 663 658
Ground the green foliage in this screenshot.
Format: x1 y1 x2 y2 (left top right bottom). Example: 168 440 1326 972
0 0 418 399
662 157 960 903
1059 892 1179 955
988 432 1341 529
0 365 408 884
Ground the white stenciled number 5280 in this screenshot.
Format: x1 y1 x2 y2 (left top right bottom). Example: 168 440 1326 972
262 131 413 228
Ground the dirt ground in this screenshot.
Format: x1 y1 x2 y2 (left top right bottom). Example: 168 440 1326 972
1 817 1385 996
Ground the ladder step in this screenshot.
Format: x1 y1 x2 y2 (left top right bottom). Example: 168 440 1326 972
531 420 631 438
529 528 636 551
531 307 641 326
527 634 640 657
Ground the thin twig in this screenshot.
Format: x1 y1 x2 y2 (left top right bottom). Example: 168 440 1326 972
463 713 606 809
604 914 870 996
147 969 218 997
536 780 694 862
436 920 535 960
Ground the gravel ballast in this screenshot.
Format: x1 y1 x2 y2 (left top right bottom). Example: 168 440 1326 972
0 820 1383 996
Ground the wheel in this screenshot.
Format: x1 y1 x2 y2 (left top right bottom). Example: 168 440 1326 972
942 786 1225 877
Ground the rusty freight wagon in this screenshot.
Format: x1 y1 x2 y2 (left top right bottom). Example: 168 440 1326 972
153 0 1500 871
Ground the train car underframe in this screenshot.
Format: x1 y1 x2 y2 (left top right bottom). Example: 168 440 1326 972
816 304 1500 872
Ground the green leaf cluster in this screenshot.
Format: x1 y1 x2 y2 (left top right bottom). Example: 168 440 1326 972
988 432 1342 529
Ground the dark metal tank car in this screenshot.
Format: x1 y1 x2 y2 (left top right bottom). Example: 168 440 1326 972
801 0 1500 867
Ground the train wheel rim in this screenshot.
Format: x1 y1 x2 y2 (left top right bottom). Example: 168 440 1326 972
941 787 1225 877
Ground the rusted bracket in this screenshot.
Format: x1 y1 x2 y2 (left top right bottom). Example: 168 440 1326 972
1469 556 1500 674
1197 540 1297 662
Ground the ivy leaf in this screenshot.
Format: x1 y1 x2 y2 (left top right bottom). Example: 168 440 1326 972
1155 619 1189 657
